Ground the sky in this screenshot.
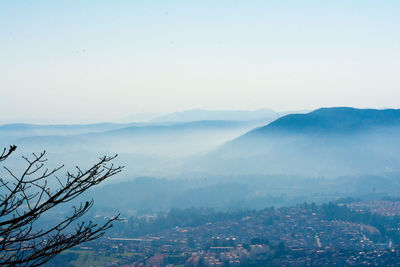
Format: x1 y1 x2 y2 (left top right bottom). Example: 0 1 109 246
0 0 399 124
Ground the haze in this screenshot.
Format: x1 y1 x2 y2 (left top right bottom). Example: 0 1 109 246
1 0 399 124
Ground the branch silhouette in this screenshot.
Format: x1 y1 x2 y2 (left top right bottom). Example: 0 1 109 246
0 145 123 266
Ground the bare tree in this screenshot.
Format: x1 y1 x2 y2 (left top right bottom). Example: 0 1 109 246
0 145 123 266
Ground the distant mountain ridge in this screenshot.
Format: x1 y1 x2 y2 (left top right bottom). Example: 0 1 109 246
12 120 259 145
106 120 256 136
2 119 268 178
151 109 279 122
3 107 400 178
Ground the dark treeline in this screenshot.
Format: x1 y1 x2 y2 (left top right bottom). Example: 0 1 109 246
87 175 400 216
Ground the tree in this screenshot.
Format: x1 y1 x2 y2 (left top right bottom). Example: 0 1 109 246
0 145 123 266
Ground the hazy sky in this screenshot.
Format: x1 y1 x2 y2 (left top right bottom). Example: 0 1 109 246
1 0 399 123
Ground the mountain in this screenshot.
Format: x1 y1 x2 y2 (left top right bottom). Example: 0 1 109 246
252 107 400 134
151 109 279 122
197 107 400 177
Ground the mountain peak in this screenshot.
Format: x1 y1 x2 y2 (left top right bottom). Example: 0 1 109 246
251 107 400 135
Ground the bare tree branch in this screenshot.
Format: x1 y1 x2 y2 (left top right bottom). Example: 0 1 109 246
0 145 123 266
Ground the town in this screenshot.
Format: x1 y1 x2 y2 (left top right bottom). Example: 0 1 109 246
46 201 400 266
